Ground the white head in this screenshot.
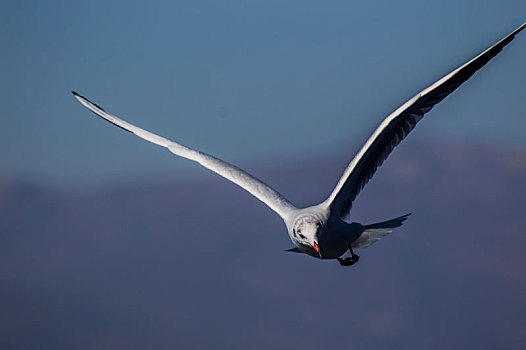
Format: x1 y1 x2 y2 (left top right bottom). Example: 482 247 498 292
292 216 322 258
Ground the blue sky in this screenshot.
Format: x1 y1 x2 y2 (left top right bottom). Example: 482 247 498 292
1 0 525 186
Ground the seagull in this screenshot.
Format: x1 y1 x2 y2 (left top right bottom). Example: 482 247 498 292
73 23 524 266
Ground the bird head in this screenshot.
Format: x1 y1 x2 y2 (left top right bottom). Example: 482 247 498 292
292 216 322 258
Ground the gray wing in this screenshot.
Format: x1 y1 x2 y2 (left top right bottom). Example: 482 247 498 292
73 92 297 220
324 22 525 218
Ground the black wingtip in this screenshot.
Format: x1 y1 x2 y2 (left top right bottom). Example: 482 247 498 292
394 213 412 225
400 213 412 220
72 91 107 112
72 91 132 134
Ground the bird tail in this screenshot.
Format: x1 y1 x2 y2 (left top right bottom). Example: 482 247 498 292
352 213 411 249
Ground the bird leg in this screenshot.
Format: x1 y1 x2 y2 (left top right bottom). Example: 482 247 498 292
349 245 360 263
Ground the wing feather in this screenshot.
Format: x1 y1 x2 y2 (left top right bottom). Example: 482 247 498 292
324 23 525 218
73 92 297 220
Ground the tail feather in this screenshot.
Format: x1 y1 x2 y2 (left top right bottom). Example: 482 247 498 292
363 213 411 230
352 213 411 249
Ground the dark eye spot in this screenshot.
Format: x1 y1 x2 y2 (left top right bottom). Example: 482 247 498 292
293 228 302 238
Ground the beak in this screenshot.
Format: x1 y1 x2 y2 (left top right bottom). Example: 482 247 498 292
313 241 322 259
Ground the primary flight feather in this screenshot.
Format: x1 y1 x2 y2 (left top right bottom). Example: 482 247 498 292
73 23 525 266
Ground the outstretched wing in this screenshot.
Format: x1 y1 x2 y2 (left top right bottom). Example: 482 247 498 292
73 92 297 220
324 23 525 218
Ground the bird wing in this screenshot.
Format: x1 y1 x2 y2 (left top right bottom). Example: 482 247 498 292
323 22 525 218
73 92 297 220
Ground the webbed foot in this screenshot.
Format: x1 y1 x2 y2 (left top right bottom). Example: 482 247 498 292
337 257 356 267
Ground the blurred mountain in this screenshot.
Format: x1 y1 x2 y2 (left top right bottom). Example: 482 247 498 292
1 139 525 350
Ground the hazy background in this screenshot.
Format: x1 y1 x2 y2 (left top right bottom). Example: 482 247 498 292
1 1 525 349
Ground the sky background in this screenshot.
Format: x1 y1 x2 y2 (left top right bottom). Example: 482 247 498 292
1 0 525 187
1 1 526 349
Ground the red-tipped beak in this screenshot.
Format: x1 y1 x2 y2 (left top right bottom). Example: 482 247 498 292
313 241 322 259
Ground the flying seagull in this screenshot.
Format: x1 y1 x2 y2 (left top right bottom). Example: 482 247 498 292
73 23 524 266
